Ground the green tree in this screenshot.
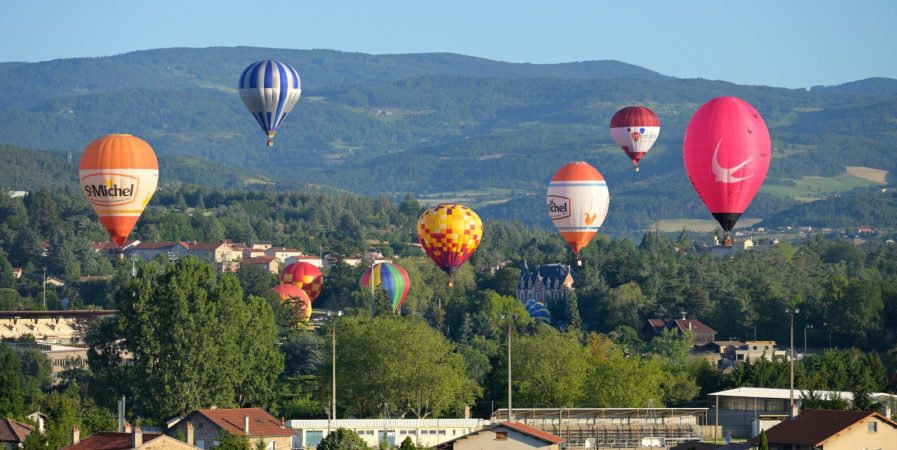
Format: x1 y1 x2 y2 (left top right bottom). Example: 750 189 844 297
510 327 590 407
565 290 582 331
237 264 278 300
758 429 769 450
584 338 666 407
0 344 24 418
332 316 481 418
87 257 283 421
316 428 367 450
217 431 251 450
0 254 16 288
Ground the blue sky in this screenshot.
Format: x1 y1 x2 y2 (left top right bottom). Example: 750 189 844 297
2 0 895 88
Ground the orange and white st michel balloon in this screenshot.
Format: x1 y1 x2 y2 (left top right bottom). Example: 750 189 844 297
79 134 159 246
546 161 609 265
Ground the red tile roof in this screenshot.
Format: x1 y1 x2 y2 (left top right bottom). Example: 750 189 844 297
186 242 228 251
0 419 33 443
242 256 277 264
194 408 294 437
673 319 717 335
495 421 565 444
758 409 896 445
63 432 162 450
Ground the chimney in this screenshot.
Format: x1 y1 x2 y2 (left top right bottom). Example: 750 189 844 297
72 427 80 445
132 426 143 449
280 417 285 429
124 422 132 433
688 322 693 331
244 416 250 435
186 422 195 447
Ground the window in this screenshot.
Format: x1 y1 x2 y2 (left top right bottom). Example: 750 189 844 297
304 431 323 448
495 432 508 441
868 421 877 432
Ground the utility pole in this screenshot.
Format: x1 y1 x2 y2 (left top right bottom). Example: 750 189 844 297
327 310 343 433
501 313 517 421
786 306 799 417
42 267 47 309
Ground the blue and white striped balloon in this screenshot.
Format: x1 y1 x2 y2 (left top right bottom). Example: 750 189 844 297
239 60 302 147
524 300 551 323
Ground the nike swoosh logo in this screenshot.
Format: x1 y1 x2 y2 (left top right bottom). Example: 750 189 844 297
712 139 757 183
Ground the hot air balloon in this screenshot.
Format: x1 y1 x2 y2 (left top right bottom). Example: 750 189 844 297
280 262 323 302
417 203 483 287
683 97 771 246
610 106 660 172
271 284 312 325
524 299 551 323
360 262 411 314
547 161 609 266
79 134 159 246
239 59 302 147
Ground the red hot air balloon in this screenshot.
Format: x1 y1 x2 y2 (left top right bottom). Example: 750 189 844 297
683 97 771 245
280 262 323 301
610 106 660 172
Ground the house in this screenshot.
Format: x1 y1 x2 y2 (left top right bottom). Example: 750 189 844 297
435 421 564 450
0 418 34 450
6 191 28 199
166 408 294 450
0 310 117 344
287 418 486 449
264 247 304 263
64 425 197 450
284 255 323 269
734 341 787 363
755 409 897 450
125 242 189 261
92 240 140 258
516 261 575 303
45 276 65 287
240 256 279 274
708 387 897 439
7 342 88 382
185 242 239 264
11 268 21 279
642 313 717 346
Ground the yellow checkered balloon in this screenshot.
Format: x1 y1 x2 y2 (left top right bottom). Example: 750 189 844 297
417 203 483 273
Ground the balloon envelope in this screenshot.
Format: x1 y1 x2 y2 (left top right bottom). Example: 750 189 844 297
683 97 771 231
610 106 660 171
360 262 411 313
417 203 483 274
271 284 312 325
79 134 158 246
524 299 551 323
547 161 609 257
239 59 302 147
280 262 323 301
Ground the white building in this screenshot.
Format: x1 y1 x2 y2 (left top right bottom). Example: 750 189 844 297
287 418 486 449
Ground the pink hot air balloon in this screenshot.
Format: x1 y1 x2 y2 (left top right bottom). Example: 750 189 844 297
683 97 771 245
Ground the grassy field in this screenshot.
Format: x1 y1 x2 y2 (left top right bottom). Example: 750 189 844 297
846 166 888 183
762 169 886 201
415 188 522 208
650 218 763 232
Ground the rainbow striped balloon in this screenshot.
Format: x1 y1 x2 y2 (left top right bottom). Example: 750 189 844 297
360 262 411 314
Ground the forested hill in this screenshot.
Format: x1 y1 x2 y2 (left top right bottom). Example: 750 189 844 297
0 47 894 232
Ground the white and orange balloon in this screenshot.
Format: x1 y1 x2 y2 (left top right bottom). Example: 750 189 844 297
79 134 159 246
546 161 609 265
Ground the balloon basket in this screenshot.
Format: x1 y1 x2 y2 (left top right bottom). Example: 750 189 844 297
634 165 640 173
577 259 582 267
267 139 274 147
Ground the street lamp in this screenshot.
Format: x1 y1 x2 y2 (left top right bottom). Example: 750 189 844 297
327 310 343 431
804 324 814 356
500 313 517 421
786 306 799 417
